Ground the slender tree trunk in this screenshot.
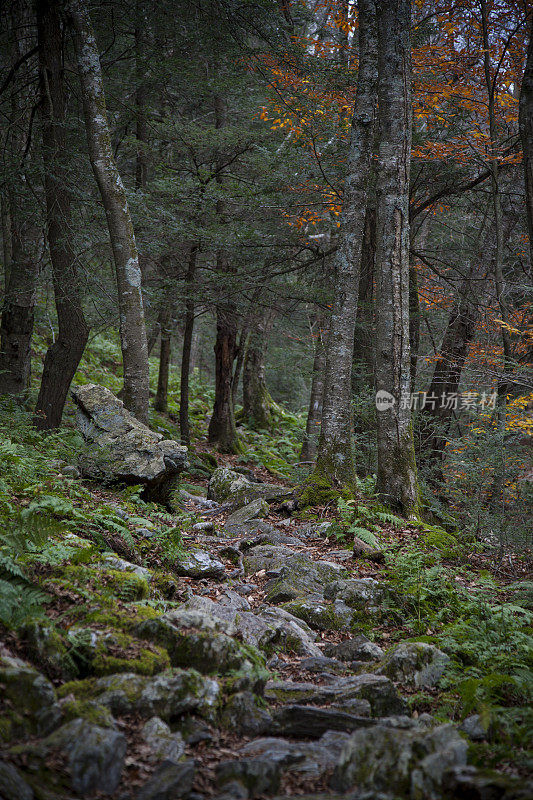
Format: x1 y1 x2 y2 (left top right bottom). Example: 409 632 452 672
1 196 12 293
352 204 376 392
242 309 275 430
232 326 249 406
0 0 39 398
179 245 197 446
374 0 419 516
154 328 171 412
134 1 149 192
313 0 378 486
67 0 149 423
207 93 240 452
519 22 533 276
300 315 326 462
34 0 90 429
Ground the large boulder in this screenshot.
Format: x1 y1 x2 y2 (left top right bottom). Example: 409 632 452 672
376 642 450 688
71 384 187 502
331 723 467 798
0 653 62 741
207 467 292 508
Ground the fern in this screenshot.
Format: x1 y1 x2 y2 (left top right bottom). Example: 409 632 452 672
375 510 404 529
349 526 379 548
0 579 47 627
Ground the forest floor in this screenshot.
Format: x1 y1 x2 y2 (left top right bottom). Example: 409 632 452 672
1 421 532 799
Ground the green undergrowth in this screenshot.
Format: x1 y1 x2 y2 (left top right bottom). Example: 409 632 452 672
382 541 533 770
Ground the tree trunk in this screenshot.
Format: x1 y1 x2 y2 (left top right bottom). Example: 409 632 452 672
352 204 376 393
134 1 149 191
207 93 240 453
300 315 326 462
207 304 240 452
0 0 39 398
179 245 197 446
154 330 171 412
242 309 275 430
67 0 149 423
374 0 419 516
519 22 533 275
313 0 378 486
232 326 249 406
34 0 90 429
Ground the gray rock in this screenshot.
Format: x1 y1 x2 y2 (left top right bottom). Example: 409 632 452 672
243 546 344 602
324 577 386 609
238 528 303 549
459 714 488 741
257 608 322 657
20 620 77 681
221 692 273 736
0 653 62 739
0 761 33 800
136 614 263 675
60 464 81 479
175 550 226 579
100 554 153 581
142 717 186 762
271 704 374 737
241 731 350 782
71 384 188 502
442 765 531 800
331 723 467 797
216 757 282 796
324 635 384 663
376 642 450 688
280 598 354 631
94 669 219 722
224 499 269 536
207 466 292 508
45 718 127 795
298 656 347 675
265 674 406 717
136 760 195 800
191 521 214 532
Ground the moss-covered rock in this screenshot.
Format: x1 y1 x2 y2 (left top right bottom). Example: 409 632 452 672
0 654 61 741
375 642 450 688
20 620 78 681
281 599 354 632
92 631 170 676
207 466 291 508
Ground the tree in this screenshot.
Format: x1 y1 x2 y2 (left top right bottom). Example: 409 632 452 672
312 0 378 487
242 308 275 430
0 0 39 398
300 314 326 462
67 0 149 423
519 17 533 275
34 0 90 429
374 0 419 515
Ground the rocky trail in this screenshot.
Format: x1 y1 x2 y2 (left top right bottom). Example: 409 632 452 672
0 459 530 800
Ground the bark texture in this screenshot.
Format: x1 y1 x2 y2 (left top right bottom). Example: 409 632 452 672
242 309 275 430
0 0 39 398
300 316 326 462
67 0 149 423
179 246 197 445
374 0 419 515
34 0 90 429
519 21 533 275
314 0 378 485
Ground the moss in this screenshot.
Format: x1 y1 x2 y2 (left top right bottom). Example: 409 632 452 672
57 678 97 701
103 569 150 601
150 571 180 599
281 601 348 632
297 470 354 509
92 632 170 676
61 698 114 727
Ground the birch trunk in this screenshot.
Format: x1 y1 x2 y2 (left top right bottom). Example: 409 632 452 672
34 0 89 429
374 0 419 515
313 0 378 486
67 0 149 423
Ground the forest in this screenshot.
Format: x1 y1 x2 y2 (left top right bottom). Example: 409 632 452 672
0 0 531 798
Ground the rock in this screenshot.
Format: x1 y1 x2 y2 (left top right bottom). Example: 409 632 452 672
191 521 214 533
20 620 77 681
281 599 354 631
0 761 33 800
240 731 350 782
243 546 344 602
442 765 531 800
298 656 348 675
142 717 186 762
136 614 264 675
459 714 488 741
60 464 81 479
44 718 127 795
216 757 282 797
331 723 467 797
324 635 385 663
324 577 386 609
71 383 187 502
271 704 373 737
0 653 62 740
257 608 322 657
352 536 385 563
239 529 304 548
99 554 153 581
224 499 270 535
136 760 195 800
376 642 450 688
265 674 406 717
94 669 219 722
175 550 226 579
207 466 292 508
220 692 273 736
